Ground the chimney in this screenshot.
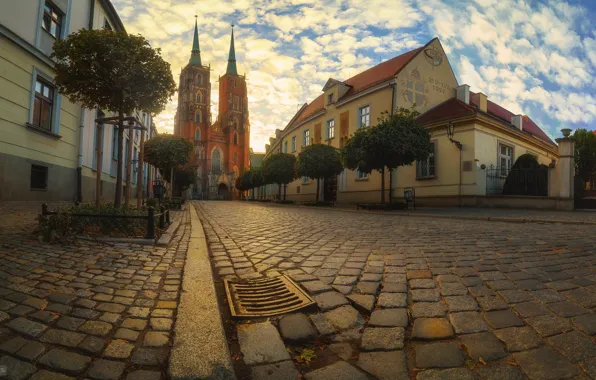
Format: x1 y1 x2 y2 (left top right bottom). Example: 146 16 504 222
275 129 282 139
478 92 487 112
511 115 523 130
456 84 470 104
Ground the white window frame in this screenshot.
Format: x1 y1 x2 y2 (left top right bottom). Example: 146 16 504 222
498 143 514 177
326 119 335 139
407 81 425 107
416 141 436 179
327 93 334 104
291 136 296 152
356 170 369 180
303 129 310 147
302 176 309 184
283 141 288 153
358 105 370 128
28 68 61 136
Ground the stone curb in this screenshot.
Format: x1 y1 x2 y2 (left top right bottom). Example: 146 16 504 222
156 217 180 247
258 202 596 226
168 203 236 380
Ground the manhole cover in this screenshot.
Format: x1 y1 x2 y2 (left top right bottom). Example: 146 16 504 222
224 275 315 318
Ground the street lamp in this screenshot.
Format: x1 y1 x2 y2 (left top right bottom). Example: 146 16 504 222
446 122 462 150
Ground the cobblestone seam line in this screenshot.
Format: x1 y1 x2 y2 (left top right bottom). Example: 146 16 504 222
168 203 236 380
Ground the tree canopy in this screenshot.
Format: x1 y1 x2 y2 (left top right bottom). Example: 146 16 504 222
235 170 253 193
295 144 343 201
574 129 596 179
341 107 432 203
52 29 176 115
144 135 193 174
263 153 296 199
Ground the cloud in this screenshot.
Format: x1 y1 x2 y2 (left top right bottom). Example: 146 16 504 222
111 0 596 151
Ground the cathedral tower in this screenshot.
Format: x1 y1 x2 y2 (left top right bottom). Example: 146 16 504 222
174 21 250 200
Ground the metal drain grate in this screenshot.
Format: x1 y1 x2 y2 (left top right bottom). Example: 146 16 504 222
224 275 315 318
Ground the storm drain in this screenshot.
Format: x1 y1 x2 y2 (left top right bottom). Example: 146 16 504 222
224 275 315 318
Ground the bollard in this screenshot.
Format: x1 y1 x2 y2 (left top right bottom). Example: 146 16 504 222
166 209 170 224
41 203 48 216
159 207 165 229
146 207 155 240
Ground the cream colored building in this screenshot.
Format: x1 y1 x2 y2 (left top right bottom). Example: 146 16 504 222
0 0 157 202
262 38 559 207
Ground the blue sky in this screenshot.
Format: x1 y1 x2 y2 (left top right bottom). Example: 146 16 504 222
112 0 596 151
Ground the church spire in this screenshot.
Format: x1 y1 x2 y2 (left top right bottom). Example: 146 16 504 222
189 16 202 66
226 24 238 76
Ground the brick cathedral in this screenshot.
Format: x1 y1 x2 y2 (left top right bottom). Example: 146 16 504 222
174 19 249 199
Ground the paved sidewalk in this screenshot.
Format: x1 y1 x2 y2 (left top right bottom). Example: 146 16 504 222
0 204 191 380
196 200 596 380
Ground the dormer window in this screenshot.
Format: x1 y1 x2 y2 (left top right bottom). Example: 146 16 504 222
327 93 334 104
104 18 112 31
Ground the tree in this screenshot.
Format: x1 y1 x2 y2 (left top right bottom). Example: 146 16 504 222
341 107 432 203
263 153 296 200
295 144 343 202
235 170 253 199
144 135 194 197
250 167 265 199
52 29 176 206
574 129 596 179
502 154 548 196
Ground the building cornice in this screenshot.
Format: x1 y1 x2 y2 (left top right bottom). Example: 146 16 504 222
0 24 54 67
335 79 394 107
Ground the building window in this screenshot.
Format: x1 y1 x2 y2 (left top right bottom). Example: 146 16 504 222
197 75 202 85
327 93 334 104
302 176 309 184
303 130 310 147
232 79 237 88
291 136 296 152
196 92 201 103
32 79 54 131
112 127 119 160
499 143 513 176
195 110 201 123
233 152 237 164
284 141 288 153
42 2 62 39
359 105 370 128
212 149 221 172
326 119 335 139
356 170 369 180
30 165 48 190
195 128 200 141
407 81 425 107
416 142 436 179
233 132 238 145
104 18 112 31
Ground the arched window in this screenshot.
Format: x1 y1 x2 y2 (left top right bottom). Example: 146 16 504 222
194 128 200 141
233 152 237 164
195 110 201 123
212 148 221 172
195 92 201 103
233 132 238 145
197 75 202 85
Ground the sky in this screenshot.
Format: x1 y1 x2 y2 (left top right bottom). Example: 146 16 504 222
111 0 596 152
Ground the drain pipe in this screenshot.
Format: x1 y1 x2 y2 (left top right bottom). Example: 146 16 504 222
77 107 86 202
388 83 396 204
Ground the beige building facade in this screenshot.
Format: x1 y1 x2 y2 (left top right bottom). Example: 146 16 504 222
262 38 560 207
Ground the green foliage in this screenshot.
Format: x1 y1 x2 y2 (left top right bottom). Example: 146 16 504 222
37 204 152 243
250 167 265 188
172 162 198 191
235 170 253 192
295 144 343 180
573 129 596 178
510 154 541 169
341 107 431 173
263 153 297 186
502 154 548 196
144 135 194 174
52 29 176 115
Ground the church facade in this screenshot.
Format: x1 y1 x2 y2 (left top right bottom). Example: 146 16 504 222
174 20 249 199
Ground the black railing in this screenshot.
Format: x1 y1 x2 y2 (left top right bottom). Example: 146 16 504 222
486 166 548 196
42 204 169 240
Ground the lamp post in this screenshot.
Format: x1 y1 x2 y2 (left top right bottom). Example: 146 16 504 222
447 122 463 207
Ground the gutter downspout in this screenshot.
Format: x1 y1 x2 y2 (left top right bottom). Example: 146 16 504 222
77 108 86 202
88 0 95 30
388 83 396 204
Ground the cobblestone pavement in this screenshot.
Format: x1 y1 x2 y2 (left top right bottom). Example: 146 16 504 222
196 201 596 380
0 207 190 380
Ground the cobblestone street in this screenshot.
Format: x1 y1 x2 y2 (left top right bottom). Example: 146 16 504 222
0 204 190 380
197 201 596 380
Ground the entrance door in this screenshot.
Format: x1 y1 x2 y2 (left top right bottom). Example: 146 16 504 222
218 183 231 199
324 175 338 202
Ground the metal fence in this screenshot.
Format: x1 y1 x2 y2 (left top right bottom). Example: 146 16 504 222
486 165 549 196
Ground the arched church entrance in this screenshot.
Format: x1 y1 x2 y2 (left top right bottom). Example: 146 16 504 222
218 183 230 199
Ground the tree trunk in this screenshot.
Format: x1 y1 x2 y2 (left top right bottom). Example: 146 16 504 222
316 178 320 202
136 127 145 209
278 183 281 200
125 124 134 206
388 168 393 204
95 123 103 207
114 112 124 207
284 184 287 201
170 167 174 200
380 167 385 204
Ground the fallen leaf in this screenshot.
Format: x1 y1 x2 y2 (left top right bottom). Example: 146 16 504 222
479 357 487 365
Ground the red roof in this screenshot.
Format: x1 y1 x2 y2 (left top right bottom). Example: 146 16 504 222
418 94 556 146
290 43 427 128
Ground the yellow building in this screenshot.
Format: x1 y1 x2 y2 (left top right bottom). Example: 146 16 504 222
262 38 559 207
